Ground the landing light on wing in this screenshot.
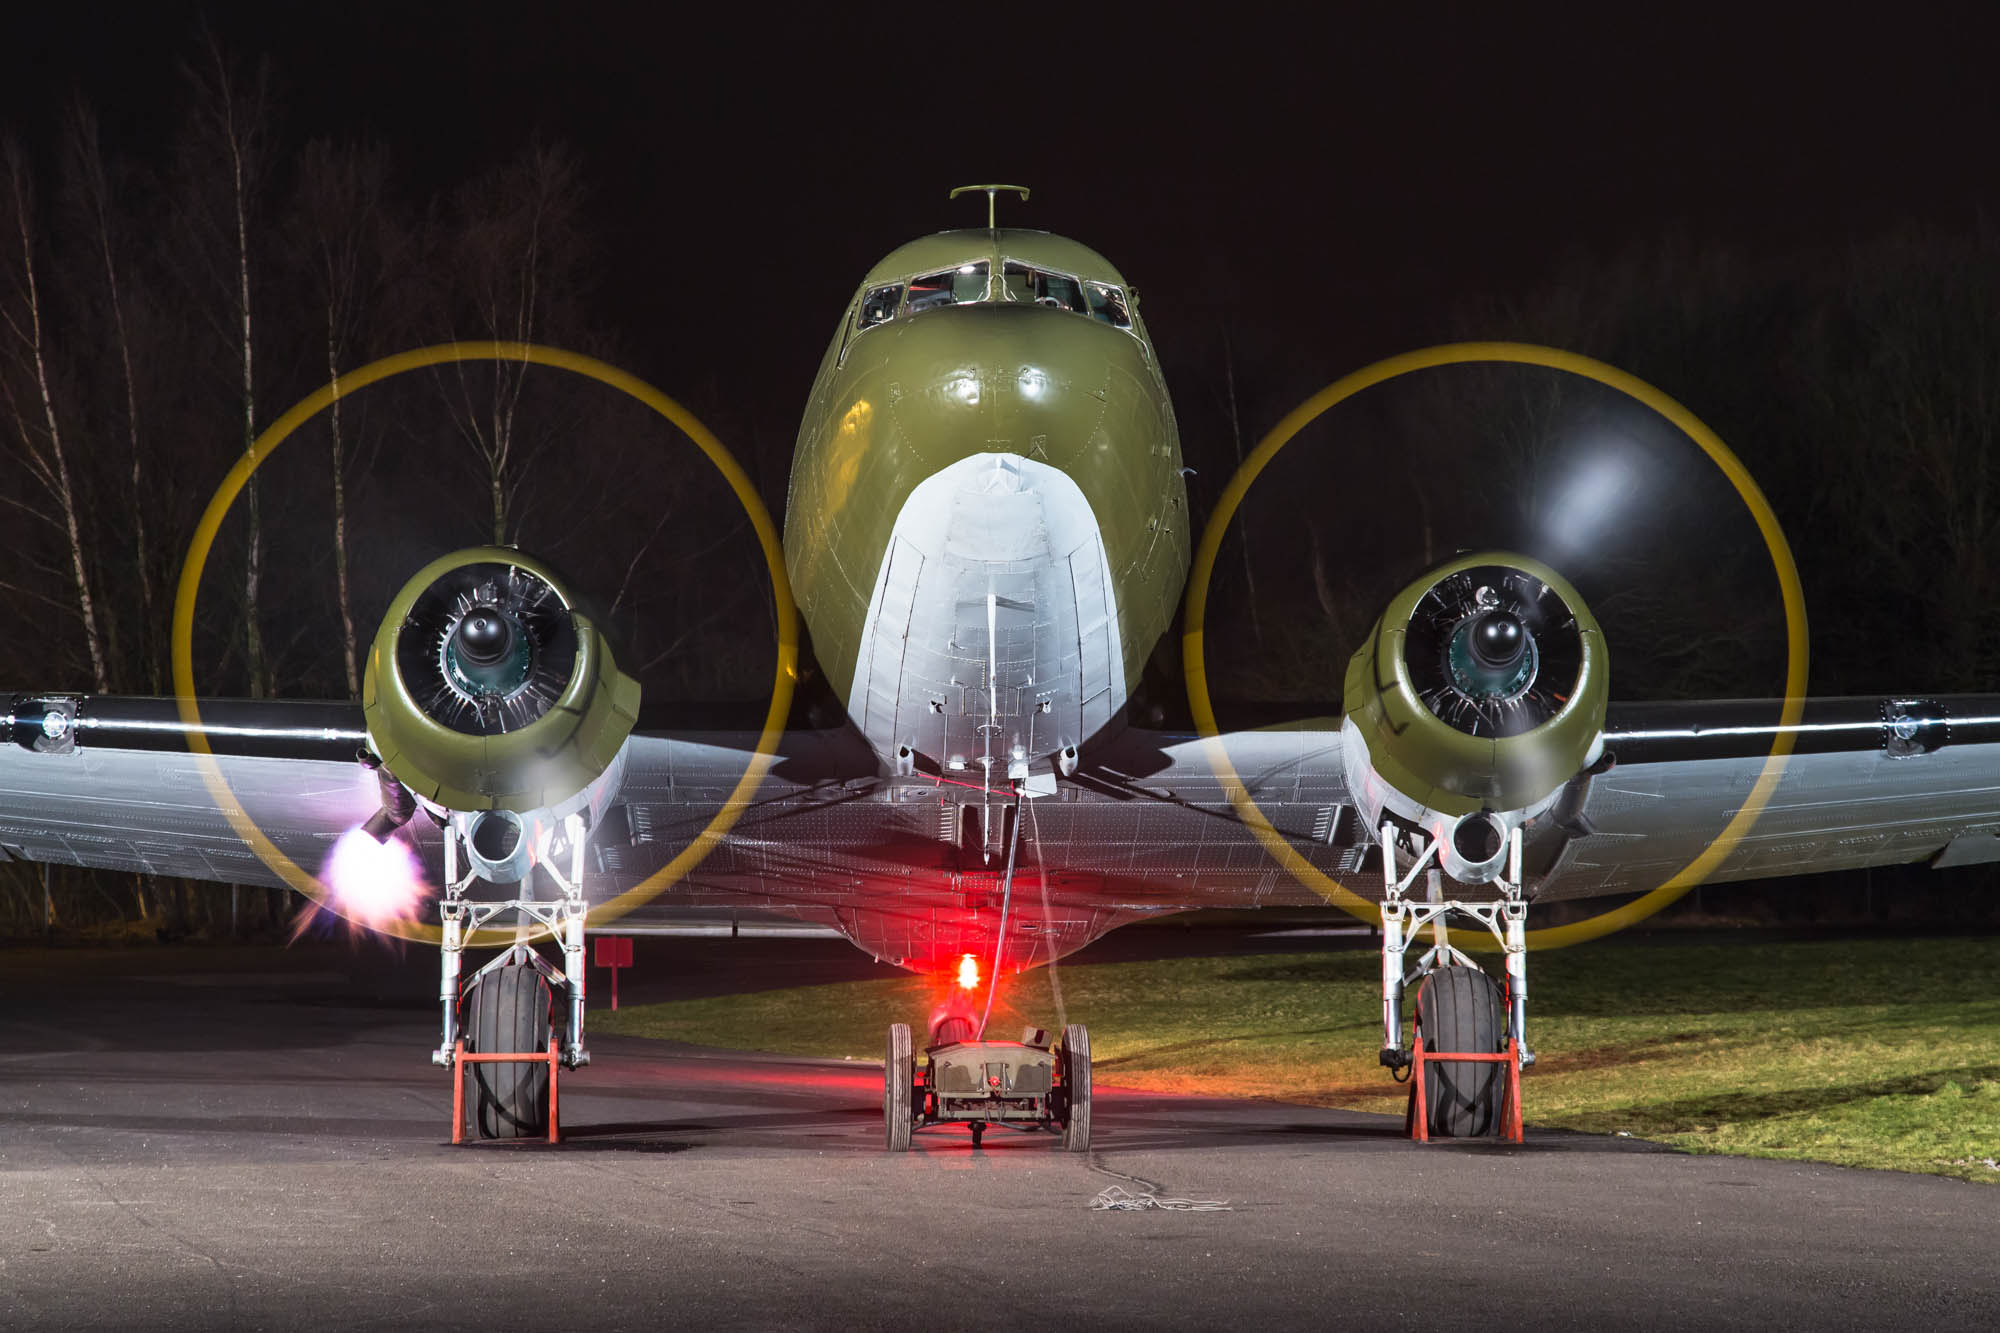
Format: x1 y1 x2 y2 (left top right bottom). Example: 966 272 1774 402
957 953 981 990
320 826 428 930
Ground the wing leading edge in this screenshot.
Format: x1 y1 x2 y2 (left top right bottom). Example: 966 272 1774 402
4 692 1997 953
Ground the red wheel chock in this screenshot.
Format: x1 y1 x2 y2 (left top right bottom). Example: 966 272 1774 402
451 1037 562 1145
1405 1035 1524 1144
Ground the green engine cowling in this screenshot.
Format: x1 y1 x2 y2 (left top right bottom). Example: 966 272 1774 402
1341 551 1607 834
361 547 641 814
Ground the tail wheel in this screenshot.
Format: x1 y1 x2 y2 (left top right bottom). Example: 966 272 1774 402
465 963 552 1140
1416 965 1505 1137
1059 1023 1092 1152
884 1023 913 1151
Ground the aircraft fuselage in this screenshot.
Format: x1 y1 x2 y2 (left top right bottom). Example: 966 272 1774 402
784 228 1189 780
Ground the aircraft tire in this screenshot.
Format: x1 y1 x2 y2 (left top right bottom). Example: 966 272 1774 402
1060 1023 1092 1152
931 1014 976 1047
1416 965 1505 1138
885 1023 914 1151
466 963 552 1140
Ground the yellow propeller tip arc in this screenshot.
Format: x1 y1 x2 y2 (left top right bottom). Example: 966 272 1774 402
172 341 797 946
1180 341 1808 951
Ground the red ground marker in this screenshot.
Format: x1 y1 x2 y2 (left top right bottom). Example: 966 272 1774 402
595 935 633 1010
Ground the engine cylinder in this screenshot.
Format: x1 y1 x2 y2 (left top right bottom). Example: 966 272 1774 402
361 547 641 814
1342 551 1606 820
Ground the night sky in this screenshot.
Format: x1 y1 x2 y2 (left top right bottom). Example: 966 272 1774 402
3 3 1999 709
6 4 1995 409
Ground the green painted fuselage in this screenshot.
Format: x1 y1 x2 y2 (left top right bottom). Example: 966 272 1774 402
783 228 1188 769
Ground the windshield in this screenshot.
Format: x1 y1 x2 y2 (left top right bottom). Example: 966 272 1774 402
906 262 990 313
1084 281 1131 328
858 283 902 329
1002 260 1087 314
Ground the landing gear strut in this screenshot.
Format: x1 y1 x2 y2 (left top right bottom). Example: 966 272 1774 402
433 811 591 1142
1377 822 1529 1141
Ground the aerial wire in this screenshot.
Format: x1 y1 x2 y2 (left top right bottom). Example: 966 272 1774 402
1027 795 1066 1036
976 781 1023 1039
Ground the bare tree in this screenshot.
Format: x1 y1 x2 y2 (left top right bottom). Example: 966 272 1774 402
176 36 274 695
292 139 401 695
0 135 109 692
1217 327 1262 645
1810 225 2000 692
436 140 589 545
65 103 160 692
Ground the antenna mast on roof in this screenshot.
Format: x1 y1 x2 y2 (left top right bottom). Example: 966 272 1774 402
950 184 1030 232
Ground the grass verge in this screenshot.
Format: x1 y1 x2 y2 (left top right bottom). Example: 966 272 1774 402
593 933 2000 1182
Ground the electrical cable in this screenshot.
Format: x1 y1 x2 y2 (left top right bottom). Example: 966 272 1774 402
975 783 1023 1039
1022 793 1226 1212
1026 796 1066 1036
1089 1185 1232 1212
1083 1156 1231 1212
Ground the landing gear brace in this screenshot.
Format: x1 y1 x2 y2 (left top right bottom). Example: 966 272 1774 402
1378 822 1531 1141
425 806 1531 1143
434 812 590 1142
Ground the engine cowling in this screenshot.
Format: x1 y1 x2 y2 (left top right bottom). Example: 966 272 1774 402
1341 551 1606 879
361 547 641 817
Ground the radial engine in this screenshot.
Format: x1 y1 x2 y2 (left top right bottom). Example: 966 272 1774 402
360 546 640 884
1340 551 1607 884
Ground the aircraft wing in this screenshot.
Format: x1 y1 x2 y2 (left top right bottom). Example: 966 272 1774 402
4 691 1997 957
1529 695 2000 898
0 693 1351 959
1074 695 2000 906
0 696 379 890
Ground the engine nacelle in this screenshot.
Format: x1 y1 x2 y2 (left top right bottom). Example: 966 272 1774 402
1341 552 1606 881
361 547 641 823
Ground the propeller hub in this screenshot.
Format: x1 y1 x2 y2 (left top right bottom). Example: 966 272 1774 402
1468 610 1527 671
440 602 535 703
1437 592 1543 708
454 610 513 666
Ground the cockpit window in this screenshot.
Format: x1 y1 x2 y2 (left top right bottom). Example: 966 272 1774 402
906 262 989 313
858 283 903 329
1003 260 1087 314
1084 281 1131 328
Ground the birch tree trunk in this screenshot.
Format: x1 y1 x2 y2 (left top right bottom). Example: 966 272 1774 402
71 107 158 693
327 323 358 695
185 37 270 698
228 86 265 698
295 138 401 698
440 141 585 550
2 139 109 692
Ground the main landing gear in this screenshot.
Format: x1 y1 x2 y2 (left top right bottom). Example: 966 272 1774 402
433 811 591 1143
885 1017 1092 1151
1377 822 1528 1143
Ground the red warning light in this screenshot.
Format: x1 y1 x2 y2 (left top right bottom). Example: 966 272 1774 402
957 953 980 990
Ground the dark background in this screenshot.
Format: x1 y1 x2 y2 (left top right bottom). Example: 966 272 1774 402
2 4 1997 931
6 7 1992 382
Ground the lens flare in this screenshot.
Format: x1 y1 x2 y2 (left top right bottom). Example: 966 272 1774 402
319 826 429 931
957 952 981 990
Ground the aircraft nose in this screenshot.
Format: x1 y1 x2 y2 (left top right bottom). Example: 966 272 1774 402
884 304 1156 472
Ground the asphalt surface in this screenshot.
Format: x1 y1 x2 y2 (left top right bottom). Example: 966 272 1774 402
3 934 1996 1331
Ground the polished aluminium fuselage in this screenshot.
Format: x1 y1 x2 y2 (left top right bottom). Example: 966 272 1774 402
783 229 1189 780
